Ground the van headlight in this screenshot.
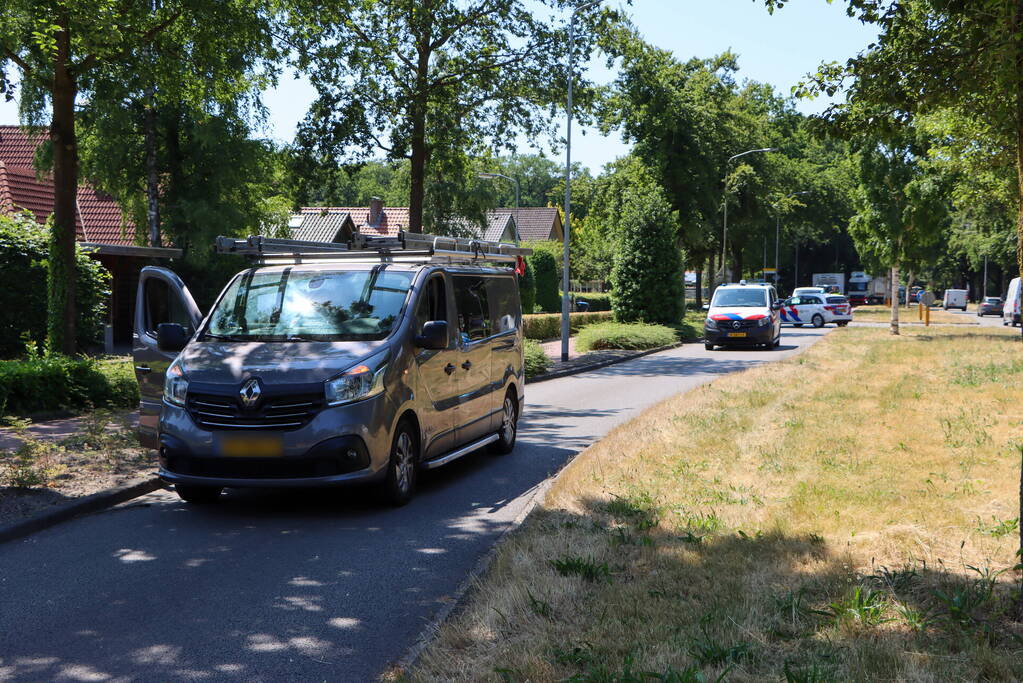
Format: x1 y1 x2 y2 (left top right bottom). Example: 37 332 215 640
757 316 771 327
164 358 188 406
325 350 388 406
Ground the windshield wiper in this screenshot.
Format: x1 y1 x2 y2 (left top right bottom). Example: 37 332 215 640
203 333 250 341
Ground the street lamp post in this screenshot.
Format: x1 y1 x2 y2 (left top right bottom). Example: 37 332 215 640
478 172 521 243
562 0 601 363
721 147 776 285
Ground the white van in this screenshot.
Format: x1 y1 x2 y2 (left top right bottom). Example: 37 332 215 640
942 289 967 311
1004 278 1021 326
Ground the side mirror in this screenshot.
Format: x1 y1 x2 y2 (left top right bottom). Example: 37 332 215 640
157 322 189 352
771 301 784 310
414 320 448 350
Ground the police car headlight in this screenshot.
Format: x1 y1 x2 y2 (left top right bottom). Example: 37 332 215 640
757 316 771 327
325 350 388 406
163 358 188 407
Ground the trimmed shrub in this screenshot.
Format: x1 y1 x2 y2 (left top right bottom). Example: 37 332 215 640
526 247 560 313
610 181 684 324
523 311 613 340
523 339 550 379
570 291 611 312
0 355 138 416
0 212 111 357
519 268 536 317
575 322 677 353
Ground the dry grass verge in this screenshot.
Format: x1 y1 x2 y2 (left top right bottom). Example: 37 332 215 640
411 327 1023 682
852 305 976 325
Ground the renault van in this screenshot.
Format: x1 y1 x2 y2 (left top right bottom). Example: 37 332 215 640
133 235 527 506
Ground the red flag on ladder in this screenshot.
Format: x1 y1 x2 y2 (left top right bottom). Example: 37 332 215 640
515 255 526 276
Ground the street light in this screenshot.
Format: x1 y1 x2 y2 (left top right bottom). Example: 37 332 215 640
562 0 602 363
478 172 521 243
775 190 810 281
720 147 777 284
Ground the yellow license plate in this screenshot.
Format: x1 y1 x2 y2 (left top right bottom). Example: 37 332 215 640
727 332 747 338
220 436 283 457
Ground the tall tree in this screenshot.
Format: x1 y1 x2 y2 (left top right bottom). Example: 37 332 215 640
290 0 615 233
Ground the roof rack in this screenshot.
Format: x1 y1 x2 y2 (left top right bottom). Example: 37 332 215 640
215 231 531 266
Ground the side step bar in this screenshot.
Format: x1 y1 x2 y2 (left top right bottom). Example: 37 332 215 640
421 434 499 470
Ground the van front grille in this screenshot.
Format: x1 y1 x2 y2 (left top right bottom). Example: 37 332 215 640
186 391 324 431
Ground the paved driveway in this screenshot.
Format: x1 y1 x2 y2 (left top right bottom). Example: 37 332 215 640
0 328 830 682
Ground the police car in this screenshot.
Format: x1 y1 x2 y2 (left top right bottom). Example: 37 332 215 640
704 281 782 350
780 293 853 328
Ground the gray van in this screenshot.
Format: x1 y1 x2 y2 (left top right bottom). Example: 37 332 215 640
133 236 527 506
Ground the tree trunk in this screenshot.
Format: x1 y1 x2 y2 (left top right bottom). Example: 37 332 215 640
408 23 432 234
48 20 78 355
145 97 161 247
1014 0 1023 621
694 256 704 310
733 244 743 283
890 264 900 335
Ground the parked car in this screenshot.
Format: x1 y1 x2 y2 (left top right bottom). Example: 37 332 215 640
133 239 526 506
942 288 968 311
977 297 1004 317
780 293 852 328
704 281 782 351
1004 278 1021 326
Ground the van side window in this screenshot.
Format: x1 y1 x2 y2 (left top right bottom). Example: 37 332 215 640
486 277 520 334
145 278 192 336
453 276 491 342
415 276 447 334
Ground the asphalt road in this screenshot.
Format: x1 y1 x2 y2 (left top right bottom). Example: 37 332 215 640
0 327 830 682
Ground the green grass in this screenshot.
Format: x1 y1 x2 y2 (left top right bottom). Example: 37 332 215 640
575 321 678 352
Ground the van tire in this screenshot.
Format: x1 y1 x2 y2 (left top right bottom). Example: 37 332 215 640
811 314 825 328
704 343 714 351
383 420 418 506
175 484 223 504
490 389 518 455
837 321 849 327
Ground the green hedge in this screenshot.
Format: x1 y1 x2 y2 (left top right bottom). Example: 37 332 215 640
0 212 111 357
0 355 138 416
523 339 550 379
575 322 678 353
569 291 611 312
522 311 613 340
525 245 560 313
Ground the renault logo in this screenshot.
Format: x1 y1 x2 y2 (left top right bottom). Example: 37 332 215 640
239 378 262 409
732 320 741 329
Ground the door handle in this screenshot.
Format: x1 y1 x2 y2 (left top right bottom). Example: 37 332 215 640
444 363 456 375
461 360 472 370
135 365 151 374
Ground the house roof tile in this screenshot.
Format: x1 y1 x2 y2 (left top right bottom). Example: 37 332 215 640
289 210 355 243
496 207 561 241
299 206 410 237
0 126 45 168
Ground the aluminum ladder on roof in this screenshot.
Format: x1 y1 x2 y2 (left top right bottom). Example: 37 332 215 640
214 231 531 265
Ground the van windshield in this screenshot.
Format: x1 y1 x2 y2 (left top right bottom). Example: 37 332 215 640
712 288 769 308
204 267 413 341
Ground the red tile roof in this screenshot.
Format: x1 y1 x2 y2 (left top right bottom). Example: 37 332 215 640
0 126 134 245
498 207 562 242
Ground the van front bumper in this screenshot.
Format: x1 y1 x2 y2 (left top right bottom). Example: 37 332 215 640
157 393 393 488
705 325 775 346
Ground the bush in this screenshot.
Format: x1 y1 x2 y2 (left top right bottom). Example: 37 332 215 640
519 268 536 316
575 322 677 353
522 311 613 340
0 212 111 357
523 339 550 379
570 291 611 312
610 179 684 324
0 354 138 416
526 247 560 313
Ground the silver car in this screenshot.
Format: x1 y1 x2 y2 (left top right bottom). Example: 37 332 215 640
133 261 524 506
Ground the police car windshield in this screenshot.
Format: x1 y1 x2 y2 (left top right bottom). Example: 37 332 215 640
204 266 412 341
712 288 768 307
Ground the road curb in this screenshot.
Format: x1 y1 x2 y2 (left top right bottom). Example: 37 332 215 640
526 340 692 385
0 476 165 545
391 475 556 679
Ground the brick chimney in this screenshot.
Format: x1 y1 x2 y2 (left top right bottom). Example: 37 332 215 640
369 196 383 226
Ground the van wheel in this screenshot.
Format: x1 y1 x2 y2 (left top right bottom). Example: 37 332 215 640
383 421 418 506
175 484 223 504
704 343 714 351
490 390 518 455
837 321 849 327
811 314 825 328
